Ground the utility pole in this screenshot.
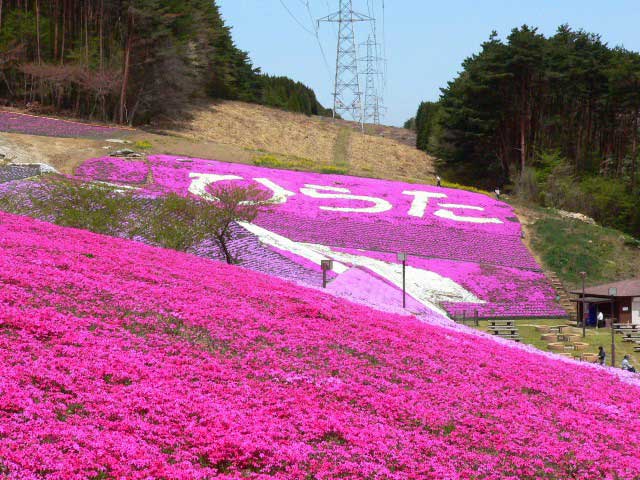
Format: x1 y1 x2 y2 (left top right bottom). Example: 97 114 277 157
319 1 372 127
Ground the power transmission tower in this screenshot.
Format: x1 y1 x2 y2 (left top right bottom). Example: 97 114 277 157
373 95 386 125
360 35 383 125
319 1 372 126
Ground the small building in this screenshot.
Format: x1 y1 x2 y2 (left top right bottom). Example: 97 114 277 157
571 279 640 326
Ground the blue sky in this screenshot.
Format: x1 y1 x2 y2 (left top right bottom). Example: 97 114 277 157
218 1 640 126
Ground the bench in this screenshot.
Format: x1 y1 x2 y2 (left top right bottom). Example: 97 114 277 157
489 329 519 337
621 333 640 342
497 334 522 342
489 330 521 341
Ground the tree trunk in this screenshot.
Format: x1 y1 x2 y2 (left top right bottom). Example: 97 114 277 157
520 113 526 174
35 0 41 64
99 0 104 70
84 5 89 65
0 0 3 31
53 0 59 60
520 80 527 176
60 2 66 65
217 235 234 264
633 106 639 192
119 12 134 124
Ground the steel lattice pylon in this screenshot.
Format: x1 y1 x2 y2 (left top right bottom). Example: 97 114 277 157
360 35 384 125
319 1 371 125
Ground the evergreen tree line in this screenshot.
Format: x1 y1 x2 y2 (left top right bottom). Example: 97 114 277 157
260 75 331 117
410 25 640 237
0 0 330 124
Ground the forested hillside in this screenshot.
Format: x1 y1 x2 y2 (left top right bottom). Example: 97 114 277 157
261 75 332 117
411 25 640 237
0 0 330 124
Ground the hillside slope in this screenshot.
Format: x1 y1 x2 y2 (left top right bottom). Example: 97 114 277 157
1 211 640 478
65 154 565 319
517 203 640 290
160 101 435 183
1 102 435 186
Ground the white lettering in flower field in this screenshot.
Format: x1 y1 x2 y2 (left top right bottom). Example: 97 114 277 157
403 190 447 217
300 184 393 213
188 173 295 204
188 173 242 201
434 204 503 224
253 178 296 204
187 173 501 223
238 222 349 274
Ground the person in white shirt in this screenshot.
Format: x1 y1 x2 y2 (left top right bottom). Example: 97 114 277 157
597 311 604 327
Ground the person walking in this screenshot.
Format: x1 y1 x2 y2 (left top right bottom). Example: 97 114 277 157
436 176 441 187
598 346 606 366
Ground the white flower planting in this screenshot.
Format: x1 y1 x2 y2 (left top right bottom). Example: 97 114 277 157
300 184 393 213
238 222 349 274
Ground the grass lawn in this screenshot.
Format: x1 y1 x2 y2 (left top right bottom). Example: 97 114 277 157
472 318 640 370
528 213 640 290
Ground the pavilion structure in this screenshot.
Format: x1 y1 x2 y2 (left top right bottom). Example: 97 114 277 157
571 279 640 326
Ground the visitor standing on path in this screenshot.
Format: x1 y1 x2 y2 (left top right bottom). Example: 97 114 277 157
598 346 606 366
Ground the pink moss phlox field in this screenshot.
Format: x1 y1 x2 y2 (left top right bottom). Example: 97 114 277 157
333 248 566 318
1 211 640 479
0 111 125 138
75 157 149 184
142 155 536 269
76 155 565 318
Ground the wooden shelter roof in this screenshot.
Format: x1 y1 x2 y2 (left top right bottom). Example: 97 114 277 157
570 279 640 298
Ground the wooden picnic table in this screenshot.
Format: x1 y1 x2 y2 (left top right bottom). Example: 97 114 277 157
614 323 640 330
488 319 515 327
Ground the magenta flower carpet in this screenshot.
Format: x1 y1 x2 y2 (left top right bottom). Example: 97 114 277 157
75 155 567 319
0 211 639 479
0 111 127 138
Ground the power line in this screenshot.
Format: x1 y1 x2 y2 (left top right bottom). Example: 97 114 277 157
278 0 316 36
303 0 333 81
381 0 388 91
